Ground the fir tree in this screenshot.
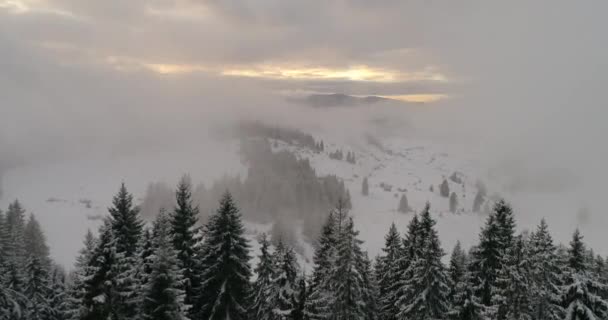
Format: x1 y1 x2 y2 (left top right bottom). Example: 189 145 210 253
47 267 69 320
109 183 143 257
65 229 96 320
528 219 564 320
250 234 275 320
396 207 450 320
449 241 467 301
333 218 366 320
81 219 116 320
362 178 369 196
561 229 608 320
440 179 450 197
140 213 188 320
450 192 459 213
23 214 51 268
397 194 410 213
194 192 252 320
271 240 300 319
360 254 379 320
24 255 51 320
304 212 338 320
170 175 200 318
491 235 533 320
449 258 488 320
469 201 515 307
377 223 402 320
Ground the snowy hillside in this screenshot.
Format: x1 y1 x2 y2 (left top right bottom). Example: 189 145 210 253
1 130 604 269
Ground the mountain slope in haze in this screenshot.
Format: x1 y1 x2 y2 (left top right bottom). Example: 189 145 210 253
288 93 401 108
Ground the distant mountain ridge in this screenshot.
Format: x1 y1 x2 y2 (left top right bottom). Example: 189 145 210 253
288 93 401 108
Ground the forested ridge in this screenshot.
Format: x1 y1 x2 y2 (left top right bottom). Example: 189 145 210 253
1 179 607 320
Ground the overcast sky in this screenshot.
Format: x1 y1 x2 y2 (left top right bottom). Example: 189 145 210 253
1 1 607 233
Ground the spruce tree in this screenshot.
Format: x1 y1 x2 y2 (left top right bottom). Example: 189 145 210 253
333 218 366 320
449 256 488 320
24 255 51 320
398 194 410 213
140 213 188 320
528 219 564 320
491 235 533 320
47 268 68 320
396 207 450 320
23 214 51 268
109 183 143 257
250 234 275 320
65 229 96 320
450 192 458 213
440 179 450 197
106 184 143 320
270 240 300 319
377 223 402 320
448 241 467 301
469 201 515 307
561 229 608 320
81 219 116 320
304 212 337 320
362 178 369 196
170 175 200 318
194 192 252 320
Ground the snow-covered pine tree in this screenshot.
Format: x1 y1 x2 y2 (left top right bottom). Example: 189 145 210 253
362 177 369 196
389 213 420 320
81 219 116 320
561 229 608 320
107 184 144 319
397 194 410 213
24 255 52 320
109 183 143 257
360 253 379 320
377 223 403 320
440 179 450 197
396 206 450 320
292 273 307 320
270 240 300 320
527 219 564 320
491 235 533 320
450 192 459 213
448 241 467 301
23 214 51 268
4 200 27 292
140 212 188 320
469 201 514 307
304 212 338 320
448 253 488 320
65 229 96 320
170 175 200 318
250 233 275 320
333 218 366 320
194 192 252 320
47 267 68 320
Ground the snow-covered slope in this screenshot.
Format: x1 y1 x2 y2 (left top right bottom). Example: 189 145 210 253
273 136 488 261
1 132 604 269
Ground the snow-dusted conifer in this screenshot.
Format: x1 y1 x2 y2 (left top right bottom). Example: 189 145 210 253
491 235 533 320
194 192 252 320
250 233 275 320
333 218 366 320
396 206 450 320
377 223 402 320
528 219 564 320
140 212 188 320
561 229 608 320
170 175 200 318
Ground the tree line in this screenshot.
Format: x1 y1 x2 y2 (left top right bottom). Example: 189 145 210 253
1 179 607 320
